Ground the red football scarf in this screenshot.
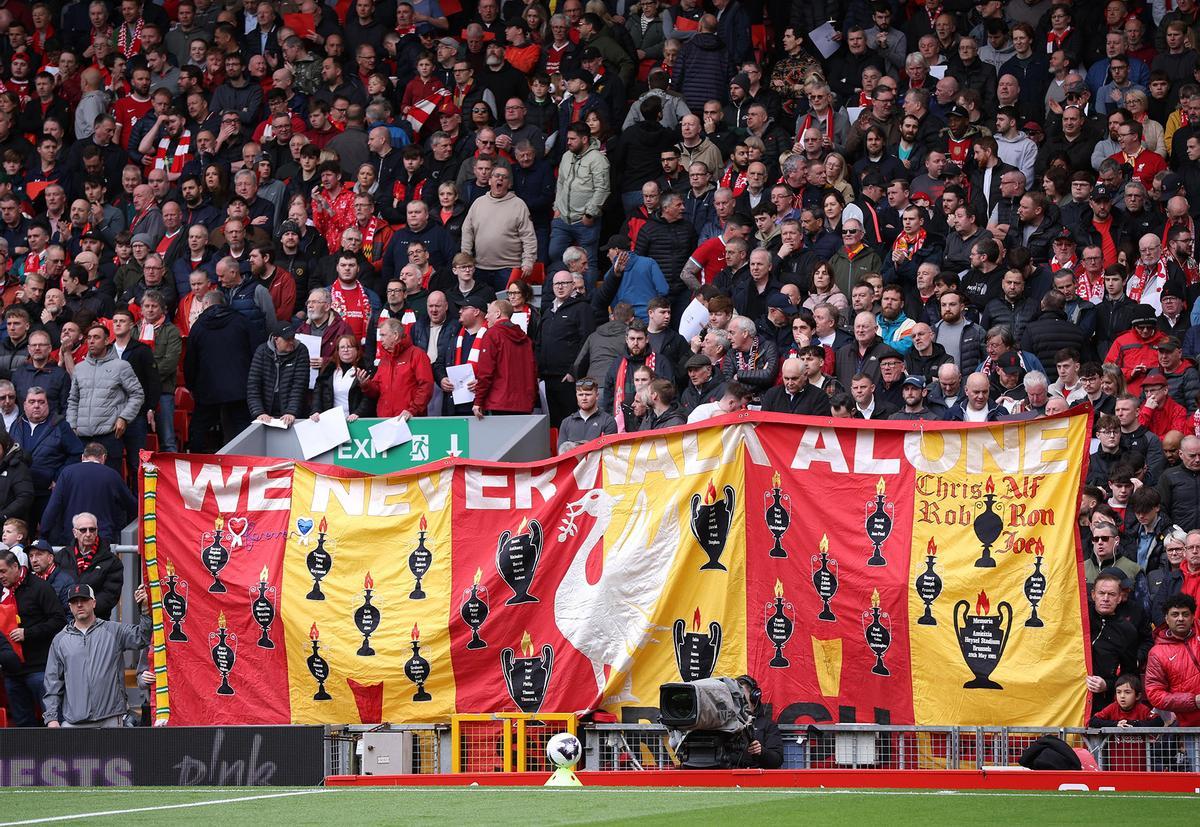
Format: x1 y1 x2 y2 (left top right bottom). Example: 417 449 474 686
613 351 655 432
454 325 487 365
1046 27 1071 54
894 228 927 259
1128 256 1169 302
154 129 192 175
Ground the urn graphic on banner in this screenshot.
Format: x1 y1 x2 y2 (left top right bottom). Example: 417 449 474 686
954 591 1013 689
674 608 722 680
496 518 543 605
690 480 735 571
501 632 554 713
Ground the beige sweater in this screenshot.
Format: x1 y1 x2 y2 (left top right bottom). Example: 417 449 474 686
460 191 537 271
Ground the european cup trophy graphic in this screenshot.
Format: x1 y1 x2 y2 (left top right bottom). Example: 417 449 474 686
208 611 236 695
864 477 893 567
307 622 332 701
249 565 277 648
306 517 333 600
954 590 1013 689
460 567 490 650
201 517 230 593
354 572 382 656
764 579 796 668
1024 545 1048 627
496 517 543 605
913 538 942 626
405 623 432 702
501 632 554 713
674 608 722 680
810 533 839 622
690 480 736 571
408 514 432 600
972 477 1004 568
764 471 792 558
161 560 189 642
861 589 892 676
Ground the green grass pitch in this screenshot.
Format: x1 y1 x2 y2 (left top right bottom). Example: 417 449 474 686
0 786 1195 825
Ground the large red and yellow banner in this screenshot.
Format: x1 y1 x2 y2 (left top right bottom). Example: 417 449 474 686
141 411 1092 727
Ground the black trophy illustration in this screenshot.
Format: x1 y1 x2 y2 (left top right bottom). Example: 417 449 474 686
954 591 1013 689
673 609 722 681
161 561 188 642
864 477 894 567
495 517 543 605
1024 548 1047 627
249 565 277 648
861 589 892 676
202 517 230 593
914 538 942 626
306 516 332 600
972 476 1004 568
460 567 490 649
408 514 432 600
307 622 332 700
764 580 796 668
810 534 839 622
354 572 382 656
501 632 554 713
405 623 432 702
690 481 736 571
764 471 792 558
208 611 236 695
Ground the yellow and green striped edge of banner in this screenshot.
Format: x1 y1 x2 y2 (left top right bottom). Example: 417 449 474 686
142 464 171 724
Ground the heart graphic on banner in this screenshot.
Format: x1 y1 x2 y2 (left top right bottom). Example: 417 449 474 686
297 517 314 547
227 517 249 548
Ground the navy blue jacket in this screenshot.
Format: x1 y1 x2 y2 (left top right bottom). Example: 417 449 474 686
9 415 83 492
40 461 137 547
184 305 257 405
11 362 70 414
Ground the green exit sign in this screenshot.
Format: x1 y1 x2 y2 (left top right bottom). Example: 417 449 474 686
333 419 470 473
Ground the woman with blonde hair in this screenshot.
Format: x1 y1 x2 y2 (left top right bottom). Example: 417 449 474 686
824 153 855 203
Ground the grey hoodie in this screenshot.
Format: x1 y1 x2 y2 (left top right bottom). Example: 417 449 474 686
43 612 152 725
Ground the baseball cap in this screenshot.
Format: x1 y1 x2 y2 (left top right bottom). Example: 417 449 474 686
1155 336 1182 352
1142 368 1168 387
457 294 489 312
686 354 712 370
947 103 968 118
943 162 963 177
80 230 104 242
996 351 1023 374
438 36 459 49
28 539 54 555
1053 226 1076 243
1024 121 1044 135
1160 173 1184 201
1162 281 1187 302
438 100 461 117
275 324 297 341
579 46 602 62
766 293 797 313
902 375 926 389
67 583 96 602
912 191 932 205
1090 185 1113 201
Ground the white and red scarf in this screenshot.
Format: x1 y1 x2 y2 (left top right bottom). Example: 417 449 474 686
719 164 748 196
1046 27 1072 54
331 280 371 343
454 325 487 365
154 129 192 175
1077 270 1105 303
613 351 654 432
116 18 144 58
893 228 927 259
1128 255 1170 302
1050 254 1077 273
799 110 835 146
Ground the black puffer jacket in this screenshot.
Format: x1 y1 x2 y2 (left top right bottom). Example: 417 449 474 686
1159 463 1200 532
246 338 311 419
635 215 697 295
982 296 1038 343
0 442 33 523
1019 310 1093 378
537 294 596 376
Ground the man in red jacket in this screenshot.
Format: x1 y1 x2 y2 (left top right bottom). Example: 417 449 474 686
1145 593 1200 769
362 318 434 418
1138 369 1189 438
472 300 538 418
